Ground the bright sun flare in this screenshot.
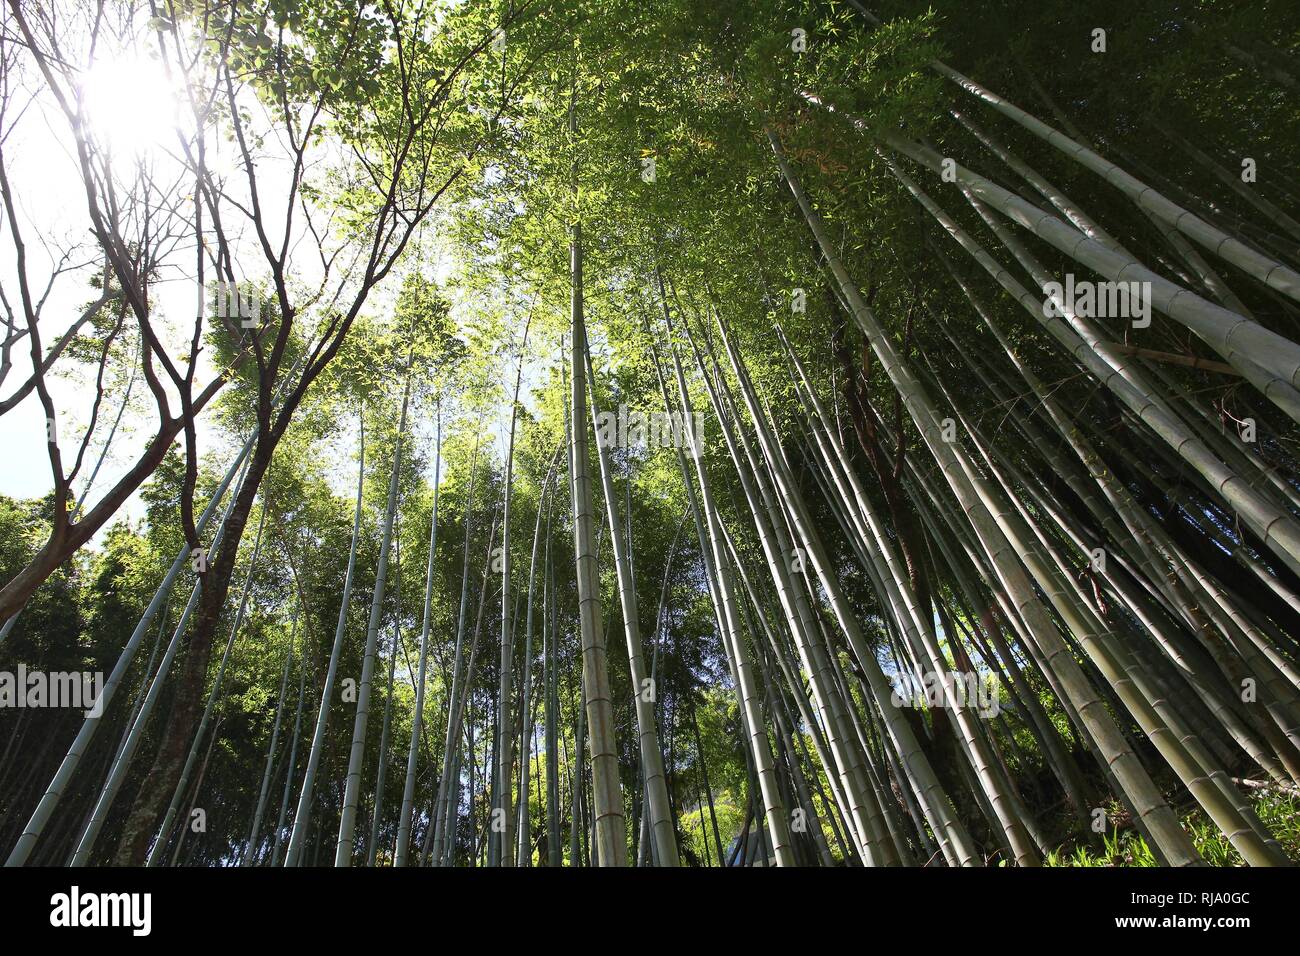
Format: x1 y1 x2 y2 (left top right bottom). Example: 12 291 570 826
80 55 183 153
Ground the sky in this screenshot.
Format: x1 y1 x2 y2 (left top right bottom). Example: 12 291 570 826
1 72 225 539
1 35 451 539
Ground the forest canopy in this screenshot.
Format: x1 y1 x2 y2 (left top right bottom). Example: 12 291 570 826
0 0 1299 873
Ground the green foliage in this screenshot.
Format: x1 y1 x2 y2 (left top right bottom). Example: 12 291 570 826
1045 790 1300 866
6 0 1300 868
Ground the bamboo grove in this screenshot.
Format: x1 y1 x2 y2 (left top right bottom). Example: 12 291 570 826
1 0 1299 868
